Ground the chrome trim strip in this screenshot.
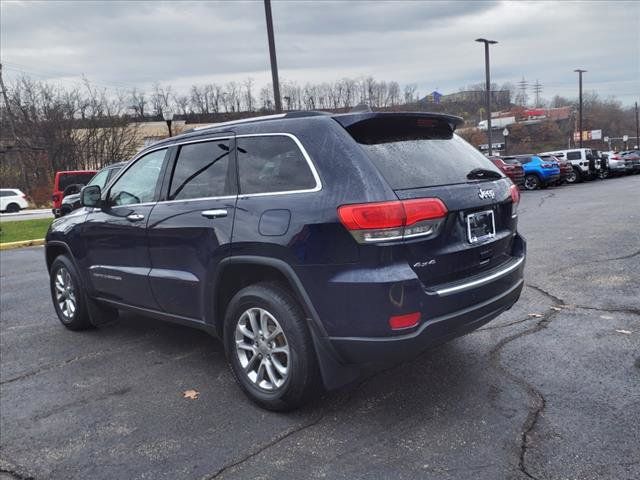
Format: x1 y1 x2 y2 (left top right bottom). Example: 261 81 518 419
434 256 524 296
191 114 287 131
156 195 237 205
107 132 322 210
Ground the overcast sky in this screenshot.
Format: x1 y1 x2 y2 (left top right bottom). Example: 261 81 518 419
1 0 639 105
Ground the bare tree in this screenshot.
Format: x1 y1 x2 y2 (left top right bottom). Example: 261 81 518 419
129 88 147 119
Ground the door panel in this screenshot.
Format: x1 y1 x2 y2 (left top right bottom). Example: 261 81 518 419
147 136 236 321
83 148 168 309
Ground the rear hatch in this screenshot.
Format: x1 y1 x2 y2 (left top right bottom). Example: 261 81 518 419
334 113 519 288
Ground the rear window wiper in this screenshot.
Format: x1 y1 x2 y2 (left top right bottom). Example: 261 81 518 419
466 168 502 180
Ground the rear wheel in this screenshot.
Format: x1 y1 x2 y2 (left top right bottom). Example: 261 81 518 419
224 282 319 411
524 174 540 190
5 203 20 213
50 255 93 330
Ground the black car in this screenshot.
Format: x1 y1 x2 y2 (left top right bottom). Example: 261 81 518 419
45 112 526 410
59 162 125 216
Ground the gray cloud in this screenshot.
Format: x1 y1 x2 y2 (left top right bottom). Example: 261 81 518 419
1 0 638 104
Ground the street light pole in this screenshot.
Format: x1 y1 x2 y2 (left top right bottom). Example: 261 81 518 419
574 69 586 148
635 101 639 149
503 127 509 156
163 110 174 137
476 38 498 156
264 0 282 113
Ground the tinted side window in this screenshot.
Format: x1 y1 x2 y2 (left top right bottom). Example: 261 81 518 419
237 136 316 194
87 169 110 189
59 172 95 190
566 151 581 160
168 140 233 200
0 191 13 197
109 149 166 206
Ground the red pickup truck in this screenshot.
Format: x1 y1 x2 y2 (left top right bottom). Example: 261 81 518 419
52 170 96 217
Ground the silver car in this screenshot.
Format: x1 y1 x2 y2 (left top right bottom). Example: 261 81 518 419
603 151 629 176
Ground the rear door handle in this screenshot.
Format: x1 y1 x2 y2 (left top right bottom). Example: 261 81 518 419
126 213 145 222
201 209 228 219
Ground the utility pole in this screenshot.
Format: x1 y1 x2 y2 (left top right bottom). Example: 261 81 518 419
517 76 528 106
476 38 498 156
635 101 639 149
574 69 586 148
532 80 543 108
264 0 282 113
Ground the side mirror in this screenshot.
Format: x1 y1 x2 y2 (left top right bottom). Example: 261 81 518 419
80 185 102 208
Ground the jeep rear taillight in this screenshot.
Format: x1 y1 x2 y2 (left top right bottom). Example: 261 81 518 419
338 198 448 243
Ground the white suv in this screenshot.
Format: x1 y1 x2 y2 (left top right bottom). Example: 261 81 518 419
0 189 29 213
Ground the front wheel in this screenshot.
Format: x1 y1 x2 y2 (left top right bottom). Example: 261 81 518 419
49 255 93 330
524 174 540 190
224 282 320 411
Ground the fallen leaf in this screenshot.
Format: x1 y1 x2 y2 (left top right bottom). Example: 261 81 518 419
528 313 543 318
183 389 199 400
615 330 632 335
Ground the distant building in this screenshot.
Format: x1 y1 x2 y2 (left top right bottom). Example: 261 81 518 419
441 90 511 107
422 90 443 104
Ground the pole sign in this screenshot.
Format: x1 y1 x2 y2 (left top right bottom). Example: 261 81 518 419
479 143 504 151
573 129 603 141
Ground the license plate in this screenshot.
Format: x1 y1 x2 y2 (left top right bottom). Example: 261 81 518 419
466 210 496 244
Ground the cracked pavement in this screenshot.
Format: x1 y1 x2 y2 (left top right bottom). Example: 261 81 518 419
1 175 639 480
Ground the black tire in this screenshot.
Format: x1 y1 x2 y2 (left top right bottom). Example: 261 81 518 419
598 169 609 179
6 203 20 213
49 255 93 330
523 174 540 190
565 168 580 184
224 282 320 411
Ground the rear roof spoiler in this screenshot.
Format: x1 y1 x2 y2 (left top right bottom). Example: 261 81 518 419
332 112 464 132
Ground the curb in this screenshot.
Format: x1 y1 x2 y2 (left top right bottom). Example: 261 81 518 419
0 239 45 250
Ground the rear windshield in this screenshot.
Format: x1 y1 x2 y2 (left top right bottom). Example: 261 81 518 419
357 134 503 189
58 172 96 190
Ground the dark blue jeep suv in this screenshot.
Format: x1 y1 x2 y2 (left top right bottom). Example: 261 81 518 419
46 111 525 410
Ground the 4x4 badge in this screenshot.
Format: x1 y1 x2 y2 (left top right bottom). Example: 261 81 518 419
478 188 495 200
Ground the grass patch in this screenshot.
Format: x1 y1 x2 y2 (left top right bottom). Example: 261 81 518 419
0 218 52 244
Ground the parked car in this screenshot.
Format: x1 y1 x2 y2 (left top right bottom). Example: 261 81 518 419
45 111 525 410
538 148 597 183
504 155 560 190
539 154 571 184
0 188 29 213
489 156 524 186
620 150 640 174
601 151 628 177
60 163 125 216
52 170 96 217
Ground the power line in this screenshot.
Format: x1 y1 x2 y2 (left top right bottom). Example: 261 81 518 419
1 62 137 93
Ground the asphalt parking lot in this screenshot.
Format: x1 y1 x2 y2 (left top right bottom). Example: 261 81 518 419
1 176 639 480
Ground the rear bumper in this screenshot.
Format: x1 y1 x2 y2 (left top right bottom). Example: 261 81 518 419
329 276 523 364
324 236 526 365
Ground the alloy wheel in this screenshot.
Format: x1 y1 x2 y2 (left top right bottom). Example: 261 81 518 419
234 307 290 391
54 266 77 321
524 176 538 190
